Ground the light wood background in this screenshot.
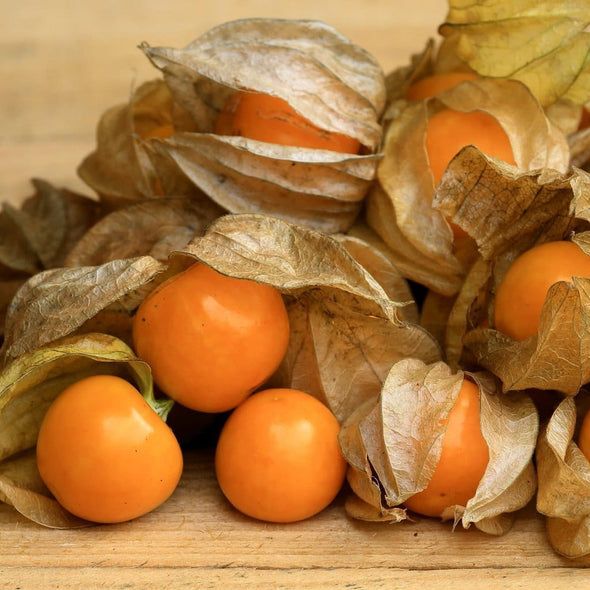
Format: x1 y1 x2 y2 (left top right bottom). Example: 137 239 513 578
3 1 590 588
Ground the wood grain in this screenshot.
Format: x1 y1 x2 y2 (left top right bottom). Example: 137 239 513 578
1 448 590 589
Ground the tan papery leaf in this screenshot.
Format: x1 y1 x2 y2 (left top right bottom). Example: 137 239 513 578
153 133 380 234
0 179 102 275
536 396 590 557
0 451 89 529
64 196 224 267
1 257 167 364
78 79 198 208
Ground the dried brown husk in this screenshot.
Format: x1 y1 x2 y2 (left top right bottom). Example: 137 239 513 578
0 332 157 528
63 196 225 267
460 167 590 394
1 214 440 423
423 157 586 368
77 79 200 210
139 18 386 233
0 179 103 344
0 179 102 275
536 395 590 558
439 0 590 107
365 77 571 296
1 256 169 366
340 359 538 534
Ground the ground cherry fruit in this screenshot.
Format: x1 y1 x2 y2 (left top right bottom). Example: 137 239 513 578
132 263 290 414
36 374 183 524
215 92 361 154
494 241 590 342
214 388 347 523
425 108 516 187
403 378 489 518
405 71 479 101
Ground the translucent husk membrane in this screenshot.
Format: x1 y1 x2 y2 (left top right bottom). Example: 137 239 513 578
339 359 538 534
536 393 590 558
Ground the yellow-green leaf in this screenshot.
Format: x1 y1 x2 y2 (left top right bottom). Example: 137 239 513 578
439 0 590 106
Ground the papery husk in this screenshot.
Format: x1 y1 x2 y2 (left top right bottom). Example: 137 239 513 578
1 213 440 423
169 214 440 422
366 77 571 296
423 153 590 372
0 332 158 528
0 179 103 344
77 79 200 209
139 19 386 233
0 179 102 276
439 0 590 107
536 395 590 557
1 256 169 365
63 196 225 267
339 359 538 533
569 126 590 171
460 162 590 393
335 226 418 324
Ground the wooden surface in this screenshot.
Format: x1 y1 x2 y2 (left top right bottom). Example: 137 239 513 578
2 1 590 588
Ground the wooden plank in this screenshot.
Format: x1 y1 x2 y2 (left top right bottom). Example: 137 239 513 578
1 449 589 576
1 566 589 590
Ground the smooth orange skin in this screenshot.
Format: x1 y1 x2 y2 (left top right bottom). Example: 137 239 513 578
403 379 489 518
494 241 590 342
132 263 290 414
405 71 479 100
215 92 361 154
578 410 590 462
214 388 347 523
425 108 516 187
36 374 183 524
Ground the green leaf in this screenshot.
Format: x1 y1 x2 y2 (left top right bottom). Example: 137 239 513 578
439 0 590 106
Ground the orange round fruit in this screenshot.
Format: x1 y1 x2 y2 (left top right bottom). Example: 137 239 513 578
36 374 183 524
405 71 479 100
132 263 290 413
425 108 516 187
403 378 489 518
494 241 590 341
215 92 361 154
214 388 347 523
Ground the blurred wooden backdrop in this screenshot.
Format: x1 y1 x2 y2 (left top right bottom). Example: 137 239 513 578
1 0 447 203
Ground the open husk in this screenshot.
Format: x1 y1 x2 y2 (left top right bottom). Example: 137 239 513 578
136 18 386 233
340 359 538 534
423 160 590 375
365 76 571 296
536 394 590 557
0 332 158 528
459 168 590 394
